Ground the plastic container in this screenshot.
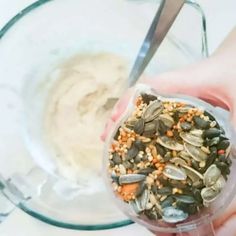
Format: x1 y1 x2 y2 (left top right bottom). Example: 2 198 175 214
0 0 208 231
104 84 236 235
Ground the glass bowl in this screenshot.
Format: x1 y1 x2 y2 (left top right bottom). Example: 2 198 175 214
104 84 236 234
0 0 208 230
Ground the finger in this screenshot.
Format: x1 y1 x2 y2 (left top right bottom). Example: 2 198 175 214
111 89 132 122
100 118 114 141
214 193 236 228
215 214 236 236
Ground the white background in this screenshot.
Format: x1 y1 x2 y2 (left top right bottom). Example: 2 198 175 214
0 0 235 235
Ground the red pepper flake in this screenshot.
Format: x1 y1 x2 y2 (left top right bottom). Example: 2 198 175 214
218 149 225 155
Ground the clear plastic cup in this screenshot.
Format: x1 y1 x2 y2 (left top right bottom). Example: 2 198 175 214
103 84 236 235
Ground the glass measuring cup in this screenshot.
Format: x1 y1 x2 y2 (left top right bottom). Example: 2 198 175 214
104 84 236 235
0 0 208 231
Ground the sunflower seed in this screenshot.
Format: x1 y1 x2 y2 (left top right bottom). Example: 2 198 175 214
135 181 146 197
126 145 139 160
134 118 145 135
174 194 196 204
143 121 157 137
119 174 146 185
201 187 219 204
134 140 146 151
170 157 187 166
206 137 220 147
156 119 168 135
157 136 184 151
162 207 188 223
203 164 221 187
163 164 187 180
182 165 203 182
180 132 203 147
159 114 175 128
130 200 143 214
137 167 155 175
212 175 226 191
142 100 163 122
139 189 149 210
141 93 157 105
184 143 208 162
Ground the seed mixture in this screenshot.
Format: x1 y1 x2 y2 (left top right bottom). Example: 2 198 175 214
107 93 231 223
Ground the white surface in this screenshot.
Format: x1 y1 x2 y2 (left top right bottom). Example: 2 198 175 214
0 0 235 235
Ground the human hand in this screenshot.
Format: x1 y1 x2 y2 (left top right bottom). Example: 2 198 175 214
101 28 236 235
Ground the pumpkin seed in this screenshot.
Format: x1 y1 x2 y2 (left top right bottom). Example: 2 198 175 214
134 118 145 135
184 143 208 162
142 100 163 122
163 164 187 180
157 136 184 151
180 132 204 147
162 207 188 223
203 164 221 187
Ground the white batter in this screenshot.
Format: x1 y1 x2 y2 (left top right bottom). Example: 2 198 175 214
44 53 128 187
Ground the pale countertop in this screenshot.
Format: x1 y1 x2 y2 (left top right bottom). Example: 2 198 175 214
0 1 235 236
